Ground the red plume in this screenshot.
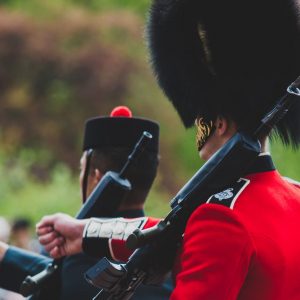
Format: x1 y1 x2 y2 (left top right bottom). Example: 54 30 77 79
110 106 132 118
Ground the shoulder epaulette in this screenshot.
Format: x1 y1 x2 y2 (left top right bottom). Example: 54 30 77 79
206 178 250 209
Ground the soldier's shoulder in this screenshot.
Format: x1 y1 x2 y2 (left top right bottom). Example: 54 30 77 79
206 178 250 209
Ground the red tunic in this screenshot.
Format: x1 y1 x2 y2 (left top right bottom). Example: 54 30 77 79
171 156 300 300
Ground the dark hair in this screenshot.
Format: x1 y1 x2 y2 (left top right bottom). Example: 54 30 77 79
89 147 159 205
12 218 31 232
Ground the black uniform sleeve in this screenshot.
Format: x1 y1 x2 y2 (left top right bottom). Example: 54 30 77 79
0 246 51 292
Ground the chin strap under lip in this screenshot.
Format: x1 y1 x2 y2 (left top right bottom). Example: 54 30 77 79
82 149 94 203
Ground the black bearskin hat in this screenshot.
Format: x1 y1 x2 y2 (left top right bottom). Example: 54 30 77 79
148 0 300 146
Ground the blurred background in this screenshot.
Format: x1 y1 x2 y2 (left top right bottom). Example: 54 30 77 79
0 0 299 238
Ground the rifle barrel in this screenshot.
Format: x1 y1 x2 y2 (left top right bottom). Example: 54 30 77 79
119 131 152 179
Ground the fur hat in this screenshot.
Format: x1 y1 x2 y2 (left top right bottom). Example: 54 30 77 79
148 0 300 146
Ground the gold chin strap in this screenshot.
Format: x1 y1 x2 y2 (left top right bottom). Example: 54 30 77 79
195 117 215 151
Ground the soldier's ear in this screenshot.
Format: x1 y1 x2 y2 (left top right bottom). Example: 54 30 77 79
215 116 237 138
215 116 228 136
93 169 102 184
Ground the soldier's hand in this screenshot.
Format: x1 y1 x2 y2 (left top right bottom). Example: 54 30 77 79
36 213 88 259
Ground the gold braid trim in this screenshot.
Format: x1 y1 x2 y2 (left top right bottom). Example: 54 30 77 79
195 117 214 151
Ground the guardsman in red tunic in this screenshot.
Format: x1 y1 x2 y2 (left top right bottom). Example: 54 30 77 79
146 0 300 299
170 160 300 300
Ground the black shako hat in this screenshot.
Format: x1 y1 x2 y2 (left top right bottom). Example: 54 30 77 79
148 0 300 146
83 106 159 152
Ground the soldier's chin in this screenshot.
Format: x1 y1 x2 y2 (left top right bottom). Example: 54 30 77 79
198 145 209 161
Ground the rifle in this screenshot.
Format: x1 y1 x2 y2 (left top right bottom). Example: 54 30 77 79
86 76 300 300
19 131 153 299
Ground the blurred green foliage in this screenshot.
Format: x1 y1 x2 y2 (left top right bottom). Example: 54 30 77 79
271 141 300 181
0 9 136 171
0 0 150 16
0 3 194 227
0 151 79 223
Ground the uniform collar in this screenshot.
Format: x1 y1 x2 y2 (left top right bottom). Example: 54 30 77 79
245 153 275 175
113 209 145 218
